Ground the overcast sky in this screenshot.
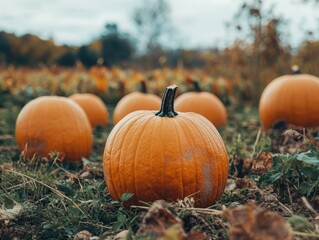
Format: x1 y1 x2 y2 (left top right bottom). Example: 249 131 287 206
0 0 318 48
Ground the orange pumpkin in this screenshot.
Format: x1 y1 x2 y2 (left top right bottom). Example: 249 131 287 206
113 81 161 125
15 96 93 162
259 71 319 129
69 93 109 128
103 85 229 207
174 81 227 127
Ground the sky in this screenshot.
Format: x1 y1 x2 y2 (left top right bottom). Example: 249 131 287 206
0 0 318 49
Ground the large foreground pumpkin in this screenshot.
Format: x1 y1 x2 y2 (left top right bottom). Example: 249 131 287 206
259 71 319 129
174 81 227 127
16 96 93 162
113 81 161 125
69 93 109 128
103 85 229 207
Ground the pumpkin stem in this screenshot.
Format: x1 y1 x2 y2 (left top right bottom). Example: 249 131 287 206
192 80 202 92
140 80 147 93
291 65 301 75
155 85 178 117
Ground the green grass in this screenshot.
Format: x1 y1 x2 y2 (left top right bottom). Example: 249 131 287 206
0 99 318 239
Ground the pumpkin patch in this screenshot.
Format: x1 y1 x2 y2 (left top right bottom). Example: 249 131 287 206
1 1 319 236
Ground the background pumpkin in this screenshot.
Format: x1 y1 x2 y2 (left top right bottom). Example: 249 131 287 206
112 81 161 125
104 85 229 207
15 96 93 162
69 93 109 128
174 81 227 127
259 70 319 129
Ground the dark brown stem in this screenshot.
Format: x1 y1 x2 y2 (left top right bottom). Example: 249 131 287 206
192 81 201 92
155 85 178 117
140 80 147 93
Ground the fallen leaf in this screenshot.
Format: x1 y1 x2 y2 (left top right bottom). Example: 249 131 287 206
252 152 273 174
113 230 130 240
223 203 293 240
231 157 252 177
235 178 257 188
0 204 23 221
73 230 92 240
136 200 205 240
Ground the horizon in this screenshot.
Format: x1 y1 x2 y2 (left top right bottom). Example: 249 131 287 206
0 0 318 49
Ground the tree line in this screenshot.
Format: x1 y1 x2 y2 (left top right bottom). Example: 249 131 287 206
0 0 318 73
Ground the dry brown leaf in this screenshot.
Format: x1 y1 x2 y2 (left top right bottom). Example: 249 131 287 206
136 200 205 240
223 203 293 240
252 152 273 174
73 230 92 240
235 178 257 188
0 204 23 221
232 157 252 177
113 230 129 240
225 179 237 192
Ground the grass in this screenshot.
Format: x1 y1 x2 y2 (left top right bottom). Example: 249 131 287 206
0 97 318 239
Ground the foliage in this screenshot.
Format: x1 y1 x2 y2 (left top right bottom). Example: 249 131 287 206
260 147 319 199
101 24 135 67
77 46 99 68
57 50 77 67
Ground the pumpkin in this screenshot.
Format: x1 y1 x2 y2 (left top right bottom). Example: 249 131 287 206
113 81 161 125
103 85 229 207
69 93 109 128
259 69 319 129
15 96 93 162
174 81 227 127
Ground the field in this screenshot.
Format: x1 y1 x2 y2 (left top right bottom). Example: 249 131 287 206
0 67 318 240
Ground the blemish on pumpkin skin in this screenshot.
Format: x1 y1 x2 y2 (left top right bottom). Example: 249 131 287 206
180 147 202 161
27 138 47 151
200 162 214 205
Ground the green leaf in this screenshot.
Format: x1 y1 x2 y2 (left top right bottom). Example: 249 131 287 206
295 151 319 166
288 215 314 231
120 192 134 202
112 213 128 231
268 172 283 182
299 167 315 176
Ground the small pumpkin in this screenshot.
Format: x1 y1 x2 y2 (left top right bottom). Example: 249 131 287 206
259 67 319 129
174 81 227 127
103 85 229 207
113 81 161 125
15 96 93 162
69 93 109 128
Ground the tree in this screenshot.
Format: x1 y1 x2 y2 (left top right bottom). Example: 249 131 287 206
132 0 172 68
101 23 134 67
229 0 289 104
78 46 99 68
57 50 77 67
0 32 12 64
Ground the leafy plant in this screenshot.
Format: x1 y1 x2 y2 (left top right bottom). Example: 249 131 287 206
260 146 319 199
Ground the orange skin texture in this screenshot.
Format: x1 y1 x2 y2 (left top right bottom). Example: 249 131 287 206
103 111 229 207
113 92 161 125
174 92 227 127
15 96 93 162
69 93 109 128
259 74 319 129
